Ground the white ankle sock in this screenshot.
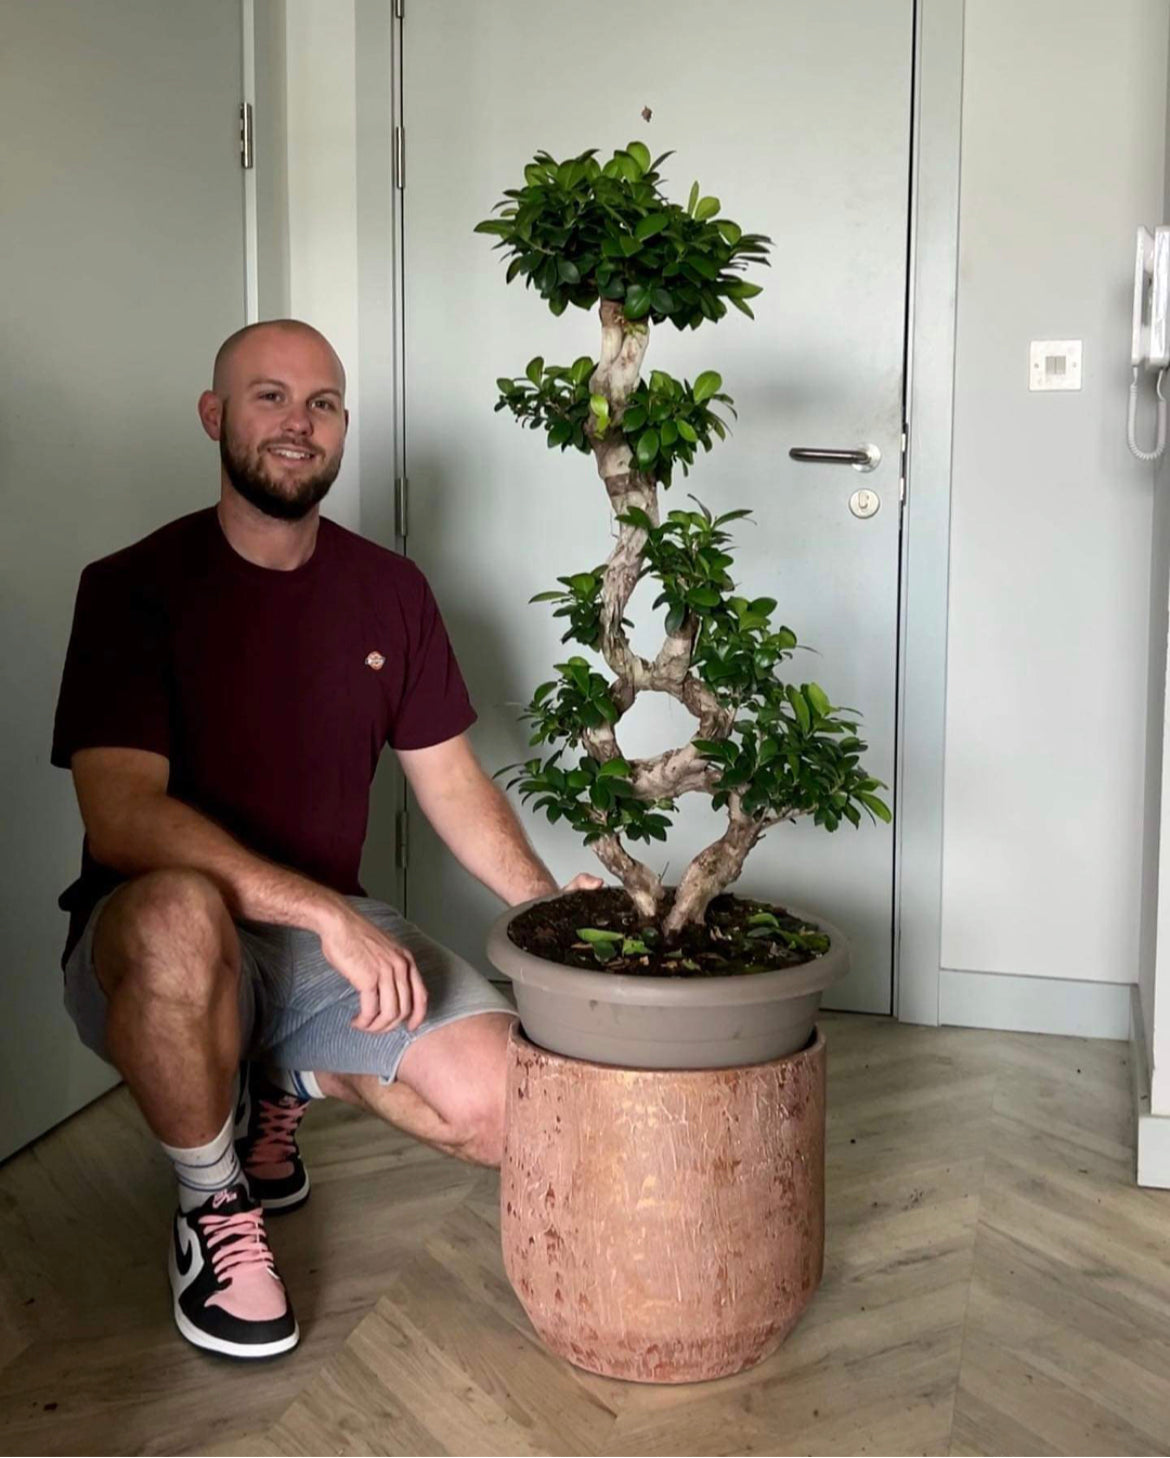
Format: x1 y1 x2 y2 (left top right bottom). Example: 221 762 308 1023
266 1066 325 1101
163 1109 244 1213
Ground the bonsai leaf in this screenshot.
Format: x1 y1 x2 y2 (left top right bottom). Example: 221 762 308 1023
618 505 654 531
622 938 649 956
626 139 651 173
624 282 652 320
687 586 722 609
636 429 660 467
577 927 624 944
597 757 632 779
694 195 721 222
806 682 832 717
591 940 618 964
687 180 700 216
526 356 544 386
859 792 892 823
692 370 723 403
635 213 670 241
787 684 812 733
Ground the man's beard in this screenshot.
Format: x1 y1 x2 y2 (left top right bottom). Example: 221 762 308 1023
219 406 342 522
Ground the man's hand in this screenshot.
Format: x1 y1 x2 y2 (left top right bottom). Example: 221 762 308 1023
317 905 428 1034
563 873 604 892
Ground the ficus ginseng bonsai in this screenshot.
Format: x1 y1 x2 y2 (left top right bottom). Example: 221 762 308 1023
477 142 891 954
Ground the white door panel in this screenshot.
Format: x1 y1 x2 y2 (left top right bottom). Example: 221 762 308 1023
403 0 912 1012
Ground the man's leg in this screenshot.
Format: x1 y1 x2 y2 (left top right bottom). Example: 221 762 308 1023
317 1010 516 1167
253 896 516 1168
80 868 297 1359
93 868 243 1147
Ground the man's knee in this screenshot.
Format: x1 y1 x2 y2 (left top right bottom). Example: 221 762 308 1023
447 1055 509 1168
453 1092 506 1168
95 868 236 1002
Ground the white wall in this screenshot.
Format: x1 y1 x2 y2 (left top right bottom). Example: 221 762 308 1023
940 0 1168 1035
0 0 248 1161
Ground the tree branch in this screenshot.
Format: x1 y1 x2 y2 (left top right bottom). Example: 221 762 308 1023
662 794 765 937
589 831 663 919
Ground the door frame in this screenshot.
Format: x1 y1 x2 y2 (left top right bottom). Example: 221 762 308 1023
260 0 966 1026
895 0 964 1026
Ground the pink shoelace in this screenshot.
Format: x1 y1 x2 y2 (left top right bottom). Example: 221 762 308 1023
247 1095 308 1170
199 1202 276 1286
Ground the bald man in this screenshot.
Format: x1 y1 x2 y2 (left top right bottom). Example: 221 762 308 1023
52 320 600 1360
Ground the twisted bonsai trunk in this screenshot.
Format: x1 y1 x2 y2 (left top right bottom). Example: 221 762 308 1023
583 301 763 938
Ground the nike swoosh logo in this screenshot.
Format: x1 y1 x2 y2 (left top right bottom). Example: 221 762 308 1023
174 1220 194 1278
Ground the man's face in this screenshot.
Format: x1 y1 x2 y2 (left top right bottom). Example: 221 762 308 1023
210 330 348 521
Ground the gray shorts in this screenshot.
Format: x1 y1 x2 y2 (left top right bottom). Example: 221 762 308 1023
63 892 514 1085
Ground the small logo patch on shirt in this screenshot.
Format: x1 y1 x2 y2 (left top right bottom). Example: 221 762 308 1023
365 651 385 671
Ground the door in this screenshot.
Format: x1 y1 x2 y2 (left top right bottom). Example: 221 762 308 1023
0 0 247 1159
402 0 912 1013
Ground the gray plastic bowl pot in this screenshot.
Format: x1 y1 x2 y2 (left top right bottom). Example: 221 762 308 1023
486 893 850 1070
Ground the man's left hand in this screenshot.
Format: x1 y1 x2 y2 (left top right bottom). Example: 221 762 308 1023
563 873 604 892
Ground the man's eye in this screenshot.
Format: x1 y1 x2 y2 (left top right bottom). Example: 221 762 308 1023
313 399 336 411
259 392 281 402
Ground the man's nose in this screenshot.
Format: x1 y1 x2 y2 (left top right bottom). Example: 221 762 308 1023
280 403 313 434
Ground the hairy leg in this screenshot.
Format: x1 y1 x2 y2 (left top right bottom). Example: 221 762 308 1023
94 869 243 1145
317 1011 516 1167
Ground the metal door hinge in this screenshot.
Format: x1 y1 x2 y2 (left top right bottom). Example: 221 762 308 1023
395 809 410 870
393 126 405 191
394 476 409 540
898 423 908 506
394 0 403 16
239 102 254 170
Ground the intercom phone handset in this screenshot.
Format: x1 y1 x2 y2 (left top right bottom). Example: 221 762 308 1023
1128 224 1169 461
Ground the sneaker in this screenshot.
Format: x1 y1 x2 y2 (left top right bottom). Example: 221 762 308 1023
168 1185 299 1359
234 1063 311 1213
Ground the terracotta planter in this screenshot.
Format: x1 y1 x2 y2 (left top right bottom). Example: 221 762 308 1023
500 1024 827 1383
486 893 848 1069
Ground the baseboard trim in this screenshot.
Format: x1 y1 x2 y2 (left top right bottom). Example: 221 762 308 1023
938 968 1132 1040
1130 987 1170 1188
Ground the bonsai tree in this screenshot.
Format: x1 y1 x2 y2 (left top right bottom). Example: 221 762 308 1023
477 143 890 951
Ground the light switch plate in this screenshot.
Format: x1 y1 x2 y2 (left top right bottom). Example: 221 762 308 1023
1030 339 1082 391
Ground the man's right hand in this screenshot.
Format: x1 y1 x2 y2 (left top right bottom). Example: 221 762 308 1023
316 904 428 1034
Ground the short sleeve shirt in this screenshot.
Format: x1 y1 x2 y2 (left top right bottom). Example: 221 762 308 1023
51 508 475 957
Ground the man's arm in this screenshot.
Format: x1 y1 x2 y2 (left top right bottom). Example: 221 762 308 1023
397 733 598 905
71 746 426 1032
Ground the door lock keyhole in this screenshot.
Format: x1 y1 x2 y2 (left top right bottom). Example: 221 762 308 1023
849 488 880 519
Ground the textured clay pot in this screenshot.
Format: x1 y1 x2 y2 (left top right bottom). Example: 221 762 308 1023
486 893 848 1069
500 1023 827 1383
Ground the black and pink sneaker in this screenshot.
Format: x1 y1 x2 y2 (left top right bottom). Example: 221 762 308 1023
168 1185 298 1359
234 1064 311 1213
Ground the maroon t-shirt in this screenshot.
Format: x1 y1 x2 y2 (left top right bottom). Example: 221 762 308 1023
51 507 475 961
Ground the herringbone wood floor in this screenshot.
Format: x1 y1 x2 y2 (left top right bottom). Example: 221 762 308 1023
0 1014 1164 1457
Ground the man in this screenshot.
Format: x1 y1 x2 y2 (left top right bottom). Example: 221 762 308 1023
52 319 601 1360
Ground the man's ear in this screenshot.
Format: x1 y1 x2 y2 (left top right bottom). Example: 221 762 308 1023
198 390 224 441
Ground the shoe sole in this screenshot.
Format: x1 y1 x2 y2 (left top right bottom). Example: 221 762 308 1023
168 1240 300 1360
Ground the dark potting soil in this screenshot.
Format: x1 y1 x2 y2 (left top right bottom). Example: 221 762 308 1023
508 887 830 978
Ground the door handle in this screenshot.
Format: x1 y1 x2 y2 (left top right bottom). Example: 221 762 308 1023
789 444 881 473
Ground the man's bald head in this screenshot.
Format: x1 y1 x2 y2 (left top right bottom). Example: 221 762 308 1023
199 319 348 522
211 319 346 398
